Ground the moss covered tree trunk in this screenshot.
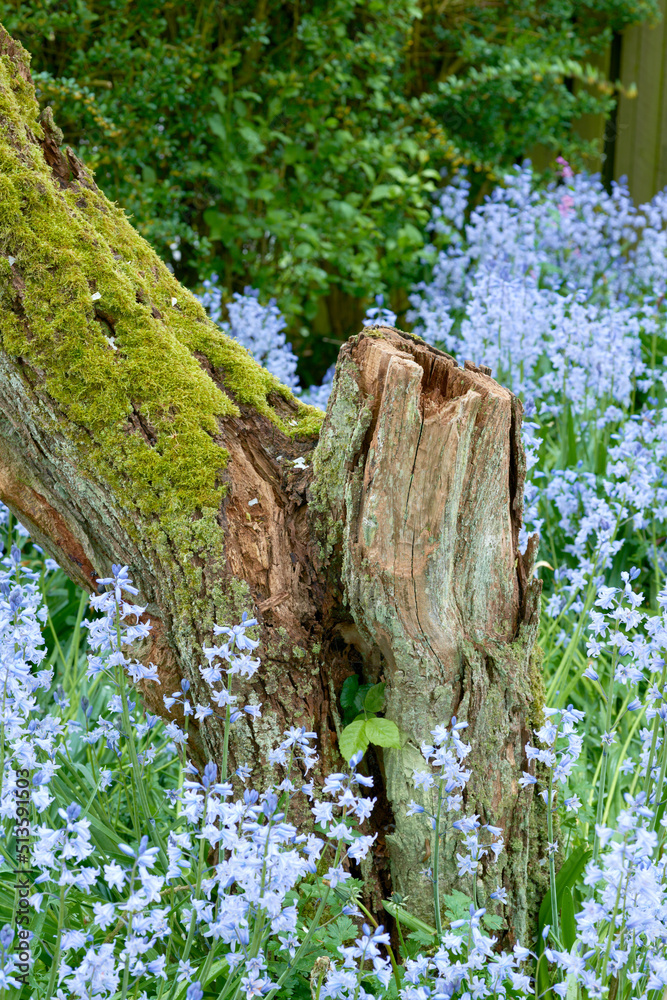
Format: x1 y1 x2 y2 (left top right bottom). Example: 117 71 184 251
0 26 545 941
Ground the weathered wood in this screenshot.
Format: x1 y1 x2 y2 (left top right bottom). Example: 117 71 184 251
311 330 545 933
0 25 545 941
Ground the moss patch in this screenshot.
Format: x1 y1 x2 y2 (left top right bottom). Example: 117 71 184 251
0 32 322 526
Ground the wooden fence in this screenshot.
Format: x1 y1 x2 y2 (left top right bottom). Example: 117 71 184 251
613 0 667 203
578 0 667 203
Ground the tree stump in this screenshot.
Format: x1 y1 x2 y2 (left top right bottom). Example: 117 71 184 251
0 25 545 941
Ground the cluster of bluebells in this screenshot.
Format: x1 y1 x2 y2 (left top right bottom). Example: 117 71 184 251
522 569 667 998
522 706 585 798
582 569 667 787
0 536 63 821
409 162 666 402
0 537 54 989
407 719 504 889
390 920 533 1000
0 531 398 999
521 704 586 862
546 792 667 1000
321 914 534 1000
0 517 539 1000
541 404 667 630
162 612 264 754
7 509 667 997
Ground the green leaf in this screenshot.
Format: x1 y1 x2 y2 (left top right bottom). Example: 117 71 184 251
239 124 265 154
339 720 369 761
408 928 437 948
538 847 592 940
369 183 397 202
561 886 576 950
364 681 386 714
594 430 609 476
207 113 227 141
294 241 314 259
365 717 401 748
383 899 437 938
399 137 419 157
559 400 577 468
443 890 473 923
211 85 226 111
340 674 359 710
353 683 372 714
386 165 409 183
397 223 424 246
322 915 359 950
566 970 579 1000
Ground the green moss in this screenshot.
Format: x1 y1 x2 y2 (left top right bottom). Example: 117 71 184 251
361 324 426 347
0 36 322 529
289 406 325 438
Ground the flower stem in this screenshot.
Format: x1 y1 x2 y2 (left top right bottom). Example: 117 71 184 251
433 788 444 938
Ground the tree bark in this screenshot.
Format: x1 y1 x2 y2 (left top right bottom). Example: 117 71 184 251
0 26 545 942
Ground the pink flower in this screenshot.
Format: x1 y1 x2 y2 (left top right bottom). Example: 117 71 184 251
558 194 575 216
556 155 574 179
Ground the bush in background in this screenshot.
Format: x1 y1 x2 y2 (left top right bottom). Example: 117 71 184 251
0 0 658 382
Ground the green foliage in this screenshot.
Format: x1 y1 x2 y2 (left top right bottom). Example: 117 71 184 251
338 676 401 761
0 0 658 380
338 717 402 761
339 673 368 720
339 675 385 723
537 846 592 938
364 717 402 748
